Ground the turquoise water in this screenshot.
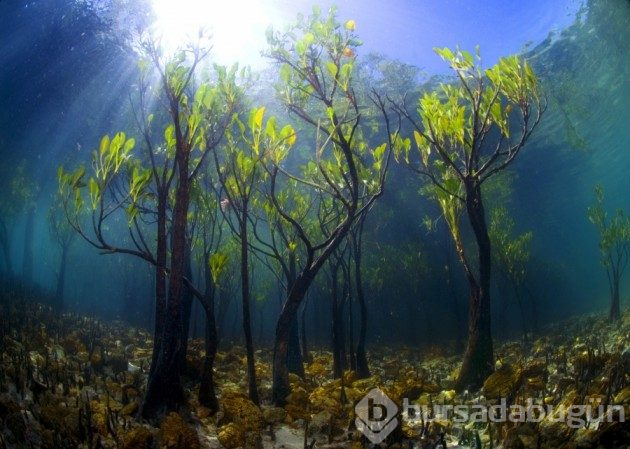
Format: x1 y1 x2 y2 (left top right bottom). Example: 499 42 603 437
0 0 629 335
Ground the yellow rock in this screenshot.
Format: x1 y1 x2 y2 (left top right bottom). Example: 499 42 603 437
436 389 456 403
614 386 630 404
286 386 309 405
351 375 381 393
158 412 200 449
120 426 153 449
221 391 263 432
217 422 245 449
482 364 522 399
121 402 139 417
262 406 287 424
525 376 545 391
343 370 358 384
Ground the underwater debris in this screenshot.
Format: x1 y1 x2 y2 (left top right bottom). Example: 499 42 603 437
0 295 629 448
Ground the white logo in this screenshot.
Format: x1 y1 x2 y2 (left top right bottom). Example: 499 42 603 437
355 388 398 444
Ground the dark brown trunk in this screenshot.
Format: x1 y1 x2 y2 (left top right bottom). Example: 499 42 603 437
350 220 370 379
198 261 218 412
610 274 620 321
353 233 370 378
332 261 347 379
216 284 230 344
271 185 358 404
272 271 313 404
445 241 464 353
141 137 190 418
286 253 304 376
287 309 304 376
55 244 68 311
300 299 311 364
240 213 259 404
180 241 194 367
149 192 168 376
456 181 494 391
348 288 356 372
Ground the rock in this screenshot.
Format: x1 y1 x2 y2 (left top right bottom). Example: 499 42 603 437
614 386 630 404
262 406 287 424
286 385 308 404
309 410 333 435
573 427 597 448
539 418 571 448
343 370 358 384
220 391 263 432
522 358 547 378
158 412 200 449
436 389 456 403
504 433 525 449
120 426 153 449
217 422 245 449
483 364 522 399
391 377 424 401
351 375 381 393
121 401 139 417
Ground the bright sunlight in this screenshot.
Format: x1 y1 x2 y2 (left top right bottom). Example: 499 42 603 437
150 0 273 66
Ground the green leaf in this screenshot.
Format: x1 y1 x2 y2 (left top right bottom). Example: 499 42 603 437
88 178 99 210
326 61 338 78
124 137 136 154
209 252 229 285
254 107 265 130
165 124 176 149
99 135 110 156
434 47 454 62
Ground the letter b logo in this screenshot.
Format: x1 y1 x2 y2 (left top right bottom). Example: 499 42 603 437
355 388 399 444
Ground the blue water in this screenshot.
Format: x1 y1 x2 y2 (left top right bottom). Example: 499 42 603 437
0 0 629 336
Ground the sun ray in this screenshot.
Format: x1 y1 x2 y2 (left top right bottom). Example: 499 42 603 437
150 0 272 67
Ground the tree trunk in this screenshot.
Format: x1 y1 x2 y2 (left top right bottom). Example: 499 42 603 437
198 261 218 412
300 299 311 364
55 244 68 312
141 143 191 418
331 260 347 379
272 271 313 404
286 253 304 376
456 182 494 391
22 206 35 286
216 284 231 345
272 209 357 405
180 241 194 368
610 274 620 321
348 288 356 372
240 213 259 404
149 192 168 376
445 243 464 353
352 228 370 379
287 309 304 376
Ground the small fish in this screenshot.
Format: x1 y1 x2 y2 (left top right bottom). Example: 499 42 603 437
345 20 356 31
